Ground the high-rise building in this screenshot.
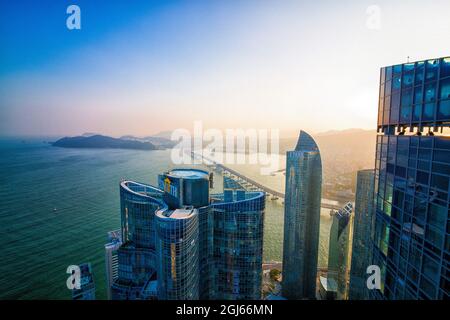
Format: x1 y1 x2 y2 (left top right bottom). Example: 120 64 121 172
211 190 265 299
111 168 265 300
372 57 450 299
105 230 122 300
72 263 96 300
282 130 322 300
111 181 165 300
349 169 375 300
328 202 353 300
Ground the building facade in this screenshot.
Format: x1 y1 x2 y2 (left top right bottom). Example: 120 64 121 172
211 190 265 300
111 181 165 300
109 169 265 300
328 202 353 300
349 169 375 300
282 130 322 300
372 57 450 299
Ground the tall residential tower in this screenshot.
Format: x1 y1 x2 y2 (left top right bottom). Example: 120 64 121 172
282 131 322 299
328 202 353 300
349 169 375 300
110 169 265 300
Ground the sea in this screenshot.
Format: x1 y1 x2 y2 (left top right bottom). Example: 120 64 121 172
0 137 340 299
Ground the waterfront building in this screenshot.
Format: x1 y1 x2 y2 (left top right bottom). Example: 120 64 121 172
111 168 265 300
105 229 122 300
349 169 375 300
372 57 450 299
282 130 322 300
72 263 96 300
328 202 353 300
111 181 165 300
211 190 265 299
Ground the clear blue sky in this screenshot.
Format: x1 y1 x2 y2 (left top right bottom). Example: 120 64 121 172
1 0 449 137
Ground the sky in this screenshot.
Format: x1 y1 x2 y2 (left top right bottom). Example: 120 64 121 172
0 0 449 137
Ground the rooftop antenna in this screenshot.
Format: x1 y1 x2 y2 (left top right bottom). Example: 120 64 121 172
407 56 411 63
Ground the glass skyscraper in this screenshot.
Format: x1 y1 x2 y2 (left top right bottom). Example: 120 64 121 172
372 57 450 299
282 130 322 300
328 202 353 300
110 168 265 300
349 169 375 300
211 190 265 300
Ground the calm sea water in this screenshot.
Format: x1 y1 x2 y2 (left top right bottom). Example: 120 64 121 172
0 139 335 299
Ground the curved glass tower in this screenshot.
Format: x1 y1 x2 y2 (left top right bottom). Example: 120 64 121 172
211 191 265 300
109 168 265 300
112 181 165 300
282 130 322 300
155 207 200 300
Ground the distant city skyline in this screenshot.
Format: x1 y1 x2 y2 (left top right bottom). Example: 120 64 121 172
1 0 449 136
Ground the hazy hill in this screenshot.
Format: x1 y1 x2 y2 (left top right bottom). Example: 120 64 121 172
52 135 157 150
119 134 176 148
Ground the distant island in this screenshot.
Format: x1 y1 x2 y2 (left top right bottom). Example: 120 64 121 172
52 135 159 150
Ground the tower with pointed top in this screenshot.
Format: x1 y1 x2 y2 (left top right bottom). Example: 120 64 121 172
282 130 322 299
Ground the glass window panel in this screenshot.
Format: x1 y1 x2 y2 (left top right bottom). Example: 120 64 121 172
414 86 423 104
422 103 435 121
400 106 411 123
393 64 402 75
392 92 400 109
419 136 433 148
433 150 450 163
386 66 393 80
401 88 413 107
425 225 443 249
434 137 450 149
393 76 402 91
428 203 447 230
425 59 439 82
440 57 450 79
385 80 392 96
422 255 440 283
403 72 414 88
425 82 437 102
437 100 450 120
439 77 450 100
381 67 386 84
431 174 449 192
413 104 422 121
404 63 415 72
415 62 425 85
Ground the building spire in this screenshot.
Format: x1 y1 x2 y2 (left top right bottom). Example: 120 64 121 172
295 130 319 152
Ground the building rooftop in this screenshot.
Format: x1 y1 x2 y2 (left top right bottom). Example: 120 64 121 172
166 168 209 179
294 130 319 152
156 207 198 220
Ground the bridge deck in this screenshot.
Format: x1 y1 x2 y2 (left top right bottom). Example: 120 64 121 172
192 152 342 211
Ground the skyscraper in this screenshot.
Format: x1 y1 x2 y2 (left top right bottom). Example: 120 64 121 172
349 169 375 300
105 230 122 300
372 57 449 299
328 202 353 300
282 130 322 300
111 181 165 300
211 190 265 300
111 168 265 300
